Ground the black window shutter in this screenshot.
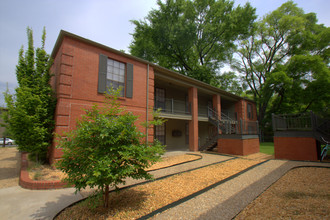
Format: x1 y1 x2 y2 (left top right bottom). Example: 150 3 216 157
126 63 133 98
98 54 107 93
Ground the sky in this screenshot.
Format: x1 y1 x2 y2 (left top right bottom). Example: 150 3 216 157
0 0 329 106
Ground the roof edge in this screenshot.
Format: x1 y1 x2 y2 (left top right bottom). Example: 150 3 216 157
51 30 254 102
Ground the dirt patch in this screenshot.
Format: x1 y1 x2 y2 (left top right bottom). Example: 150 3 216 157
0 147 20 188
28 161 67 181
235 167 330 219
28 154 200 181
55 158 263 220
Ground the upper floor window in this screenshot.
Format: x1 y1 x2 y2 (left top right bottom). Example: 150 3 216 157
98 54 133 98
247 103 253 119
155 87 165 110
107 59 125 96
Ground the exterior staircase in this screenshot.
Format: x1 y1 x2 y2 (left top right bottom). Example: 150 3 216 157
200 107 259 152
199 135 219 151
208 107 237 135
199 107 237 151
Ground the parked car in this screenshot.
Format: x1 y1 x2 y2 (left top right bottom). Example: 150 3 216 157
0 138 15 145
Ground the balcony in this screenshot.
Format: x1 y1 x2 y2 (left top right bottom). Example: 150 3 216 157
154 98 191 120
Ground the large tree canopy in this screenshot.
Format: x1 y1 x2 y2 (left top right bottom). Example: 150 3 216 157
130 0 256 84
233 1 330 129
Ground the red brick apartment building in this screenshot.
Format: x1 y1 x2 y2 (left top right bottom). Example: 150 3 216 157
49 30 259 163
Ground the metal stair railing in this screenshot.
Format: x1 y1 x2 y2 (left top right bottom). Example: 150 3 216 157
221 112 234 122
208 107 235 122
207 107 259 135
207 107 237 134
199 135 219 151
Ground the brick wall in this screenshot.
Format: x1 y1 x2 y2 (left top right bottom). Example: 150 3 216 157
49 36 154 163
274 137 318 161
235 99 257 122
218 137 260 156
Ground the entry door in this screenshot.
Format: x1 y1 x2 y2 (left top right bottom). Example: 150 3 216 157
155 88 165 110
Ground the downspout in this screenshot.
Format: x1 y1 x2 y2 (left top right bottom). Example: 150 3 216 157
146 64 149 145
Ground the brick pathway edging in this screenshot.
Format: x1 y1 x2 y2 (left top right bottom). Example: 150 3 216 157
19 152 68 190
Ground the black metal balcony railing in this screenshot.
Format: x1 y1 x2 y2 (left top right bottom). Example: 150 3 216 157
272 112 330 143
272 112 313 131
154 98 191 115
198 105 210 117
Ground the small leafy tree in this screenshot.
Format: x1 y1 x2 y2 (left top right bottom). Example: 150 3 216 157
4 27 56 162
56 89 165 208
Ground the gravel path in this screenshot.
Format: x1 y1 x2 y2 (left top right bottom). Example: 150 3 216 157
152 160 330 220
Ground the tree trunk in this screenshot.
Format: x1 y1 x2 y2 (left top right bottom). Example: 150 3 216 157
104 185 109 208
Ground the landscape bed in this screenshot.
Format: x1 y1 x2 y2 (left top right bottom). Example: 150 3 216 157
235 167 330 219
55 160 330 219
28 154 201 181
55 158 263 219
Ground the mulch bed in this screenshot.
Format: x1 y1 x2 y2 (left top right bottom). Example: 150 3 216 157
55 158 263 219
235 167 330 219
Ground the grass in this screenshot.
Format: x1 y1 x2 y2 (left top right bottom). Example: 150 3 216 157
33 171 42 180
259 142 274 155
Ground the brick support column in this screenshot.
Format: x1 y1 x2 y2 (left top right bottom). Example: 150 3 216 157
213 94 221 134
212 94 221 118
235 99 245 120
188 87 198 151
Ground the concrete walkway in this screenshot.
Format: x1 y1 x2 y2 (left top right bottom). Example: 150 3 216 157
0 150 329 220
0 186 82 220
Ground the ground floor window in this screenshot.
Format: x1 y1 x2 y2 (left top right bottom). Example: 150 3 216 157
155 124 166 145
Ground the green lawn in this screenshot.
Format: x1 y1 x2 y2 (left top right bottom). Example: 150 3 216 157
260 142 274 155
260 142 329 157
